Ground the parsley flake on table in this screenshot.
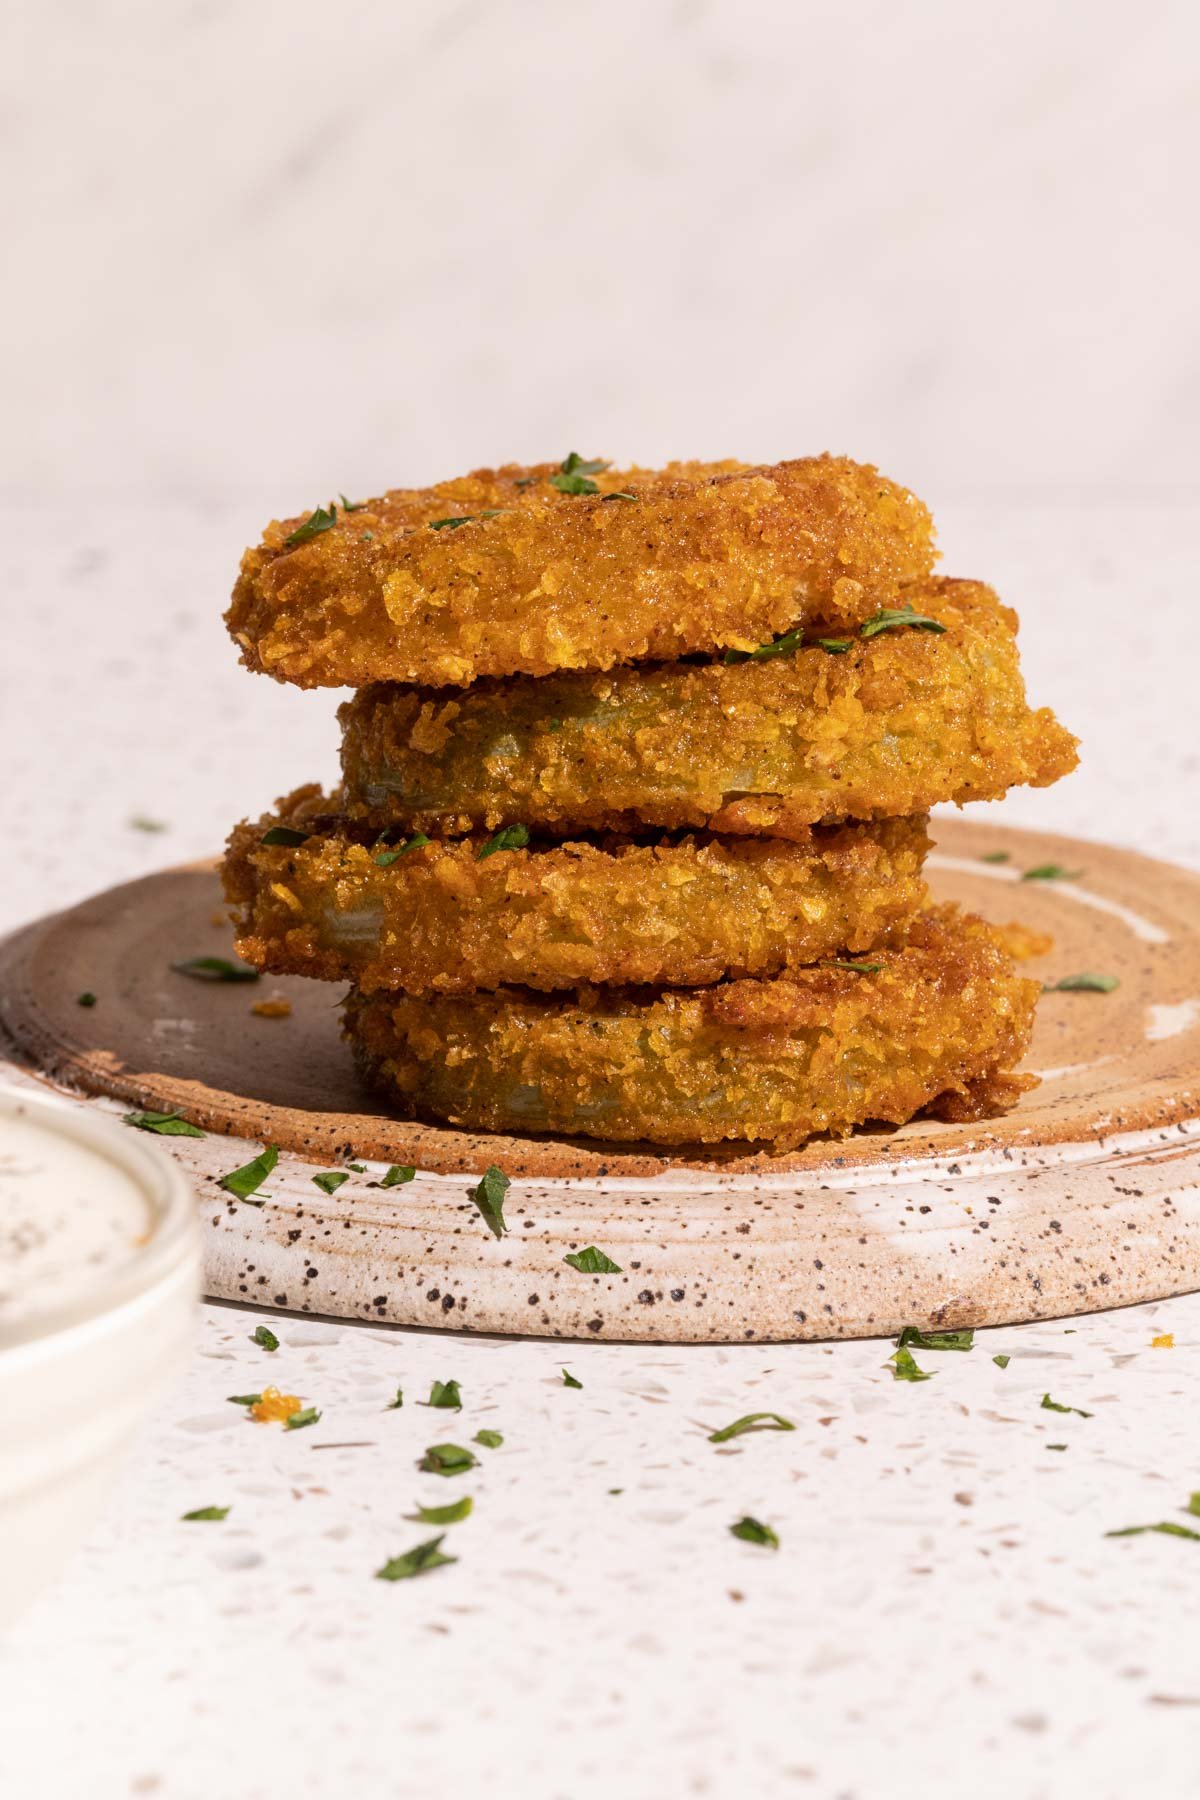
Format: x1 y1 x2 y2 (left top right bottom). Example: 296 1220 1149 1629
261 824 310 847
897 1326 975 1352
376 1535 457 1581
252 1324 279 1352
171 955 259 983
474 1429 503 1449
284 504 338 546
124 1109 205 1138
408 1496 473 1526
312 1169 349 1195
374 831 430 867
888 1347 933 1382
373 1164 416 1188
564 1245 622 1274
423 1379 463 1411
476 823 530 860
418 1443 478 1476
1041 1393 1092 1417
469 1164 510 1238
181 1505 230 1521
730 1516 779 1549
550 452 610 495
1042 972 1119 993
285 1406 321 1431
708 1411 795 1443
77 990 97 1007
859 603 947 639
1021 863 1083 882
217 1144 278 1202
562 1368 583 1388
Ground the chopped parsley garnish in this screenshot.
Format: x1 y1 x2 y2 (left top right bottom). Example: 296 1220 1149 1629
729 1516 779 1549
252 1324 279 1352
428 510 504 530
602 490 638 502
374 831 430 867
284 505 338 546
373 1164 416 1188
897 1326 975 1352
312 1169 350 1195
476 823 530 860
1021 863 1083 882
562 1368 583 1388
469 1164 510 1238
408 1496 473 1526
261 825 310 847
376 1535 457 1581
1040 1393 1092 1417
227 1393 262 1407
217 1144 278 1202
824 959 883 974
981 850 1011 864
1107 1520 1200 1541
1043 972 1119 993
285 1406 321 1431
859 603 947 639
888 1347 932 1382
129 814 167 833
181 1505 230 1521
171 955 260 983
339 493 367 513
474 1429 503 1449
418 1443 477 1476
564 1245 623 1274
724 626 805 666
423 1379 463 1411
708 1411 795 1443
386 1387 404 1410
347 1163 365 1172
124 1109 205 1138
993 1353 1011 1369
550 452 610 495
815 637 853 654
77 991 97 1007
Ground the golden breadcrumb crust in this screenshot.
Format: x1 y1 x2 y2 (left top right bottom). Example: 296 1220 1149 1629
227 456 936 688
343 906 1039 1149
223 789 930 994
339 579 1078 839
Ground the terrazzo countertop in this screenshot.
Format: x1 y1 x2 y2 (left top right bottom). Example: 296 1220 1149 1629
2 497 1199 1800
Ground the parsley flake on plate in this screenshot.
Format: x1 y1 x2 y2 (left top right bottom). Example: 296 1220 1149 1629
981 850 1011 864
1021 863 1083 882
408 1496 473 1526
474 1429 503 1449
469 1165 510 1239
562 1368 583 1389
897 1326 975 1352
171 955 259 983
888 1347 932 1382
124 1109 205 1138
227 1393 262 1407
418 1443 477 1477
129 814 167 833
217 1144 278 1202
373 1164 416 1188
1042 972 1119 993
1041 1393 1092 1417
385 1387 404 1411
708 1411 795 1443
376 1535 457 1581
729 1515 779 1549
423 1379 463 1411
312 1169 349 1195
564 1245 622 1274
181 1505 230 1522
252 1324 279 1352
993 1353 1011 1369
285 1406 321 1431
476 823 530 860
77 990 97 1007
1107 1521 1200 1542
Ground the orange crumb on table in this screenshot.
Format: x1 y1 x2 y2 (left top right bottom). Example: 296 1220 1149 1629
1151 1333 1174 1348
251 997 293 1018
250 1386 303 1422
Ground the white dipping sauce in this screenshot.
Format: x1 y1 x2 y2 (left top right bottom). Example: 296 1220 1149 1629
0 1109 153 1329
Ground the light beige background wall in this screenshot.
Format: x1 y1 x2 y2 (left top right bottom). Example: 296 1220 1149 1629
5 0 1196 504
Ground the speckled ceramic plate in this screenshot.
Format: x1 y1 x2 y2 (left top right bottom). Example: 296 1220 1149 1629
1 817 1198 1341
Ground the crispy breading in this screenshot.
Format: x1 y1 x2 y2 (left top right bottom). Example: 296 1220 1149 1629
227 456 936 688
343 907 1040 1149
223 789 930 994
339 579 1078 839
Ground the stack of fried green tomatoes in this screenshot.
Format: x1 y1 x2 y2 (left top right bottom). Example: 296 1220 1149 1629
223 453 1077 1151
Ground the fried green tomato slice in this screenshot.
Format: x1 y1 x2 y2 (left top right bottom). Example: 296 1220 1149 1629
343 907 1040 1150
227 455 935 688
339 578 1078 840
223 789 930 995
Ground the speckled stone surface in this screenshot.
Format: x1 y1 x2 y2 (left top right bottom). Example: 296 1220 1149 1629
1 497 1199 1799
